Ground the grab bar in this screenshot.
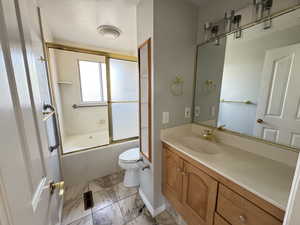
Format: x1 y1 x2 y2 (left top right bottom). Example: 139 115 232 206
72 103 108 109
220 99 256 105
43 104 60 153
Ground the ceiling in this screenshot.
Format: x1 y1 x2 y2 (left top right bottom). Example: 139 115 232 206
40 0 139 55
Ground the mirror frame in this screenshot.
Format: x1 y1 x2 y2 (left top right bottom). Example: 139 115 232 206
193 4 300 153
138 38 152 162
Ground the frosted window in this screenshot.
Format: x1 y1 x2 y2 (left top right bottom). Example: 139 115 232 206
110 59 138 101
79 61 106 103
112 103 139 140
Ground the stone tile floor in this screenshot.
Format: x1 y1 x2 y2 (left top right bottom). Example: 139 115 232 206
62 171 178 225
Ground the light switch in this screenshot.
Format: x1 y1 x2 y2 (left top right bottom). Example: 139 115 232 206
185 107 191 118
162 112 169 124
195 106 200 117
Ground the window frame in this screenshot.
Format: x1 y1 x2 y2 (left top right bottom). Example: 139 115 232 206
77 59 106 105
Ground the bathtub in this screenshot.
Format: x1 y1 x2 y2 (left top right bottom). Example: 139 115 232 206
61 139 139 186
62 131 109 154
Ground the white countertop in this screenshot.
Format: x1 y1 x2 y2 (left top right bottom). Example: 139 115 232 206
161 127 296 211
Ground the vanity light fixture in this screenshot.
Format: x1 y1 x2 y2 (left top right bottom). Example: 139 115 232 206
204 22 212 42
211 25 220 45
253 0 264 21
97 25 122 39
263 0 273 29
233 15 242 39
224 10 235 33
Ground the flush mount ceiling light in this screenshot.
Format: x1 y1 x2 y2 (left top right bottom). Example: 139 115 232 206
97 25 122 39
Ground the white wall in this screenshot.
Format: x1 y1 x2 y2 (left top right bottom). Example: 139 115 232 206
153 0 198 209
136 0 198 212
136 0 156 210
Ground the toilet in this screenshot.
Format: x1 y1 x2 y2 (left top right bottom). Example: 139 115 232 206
118 148 141 187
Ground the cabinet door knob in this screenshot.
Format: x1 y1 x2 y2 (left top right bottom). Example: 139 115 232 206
239 215 246 223
176 168 181 173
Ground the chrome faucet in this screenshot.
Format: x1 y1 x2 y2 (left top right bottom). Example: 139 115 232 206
201 125 226 141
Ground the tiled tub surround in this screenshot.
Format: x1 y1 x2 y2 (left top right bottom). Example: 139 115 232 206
161 124 298 211
62 171 178 225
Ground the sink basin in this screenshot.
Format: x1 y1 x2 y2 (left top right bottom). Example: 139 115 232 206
179 136 221 155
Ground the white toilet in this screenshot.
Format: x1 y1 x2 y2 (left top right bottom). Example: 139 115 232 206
118 148 141 187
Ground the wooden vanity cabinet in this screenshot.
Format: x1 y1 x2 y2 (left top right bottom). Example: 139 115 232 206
163 148 183 202
217 184 282 225
163 146 218 225
182 162 218 225
162 143 284 225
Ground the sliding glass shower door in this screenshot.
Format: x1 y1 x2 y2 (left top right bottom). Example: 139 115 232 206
48 47 139 154
109 59 139 141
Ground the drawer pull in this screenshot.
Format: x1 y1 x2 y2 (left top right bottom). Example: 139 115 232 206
239 215 246 223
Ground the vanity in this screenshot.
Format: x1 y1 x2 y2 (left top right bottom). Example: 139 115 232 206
161 124 295 225
160 4 300 225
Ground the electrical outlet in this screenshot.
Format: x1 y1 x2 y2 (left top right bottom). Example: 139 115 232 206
162 112 169 124
195 106 200 117
185 107 191 118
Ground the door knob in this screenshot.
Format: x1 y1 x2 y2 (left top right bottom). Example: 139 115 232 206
257 118 264 124
239 215 247 223
50 181 64 196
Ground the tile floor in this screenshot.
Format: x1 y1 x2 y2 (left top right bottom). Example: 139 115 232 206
62 171 178 225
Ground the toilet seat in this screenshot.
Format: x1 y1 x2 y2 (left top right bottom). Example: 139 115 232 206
119 148 140 163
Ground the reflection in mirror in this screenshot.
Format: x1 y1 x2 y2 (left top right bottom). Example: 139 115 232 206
194 8 300 150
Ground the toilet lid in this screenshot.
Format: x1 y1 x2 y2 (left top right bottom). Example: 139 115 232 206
119 148 140 163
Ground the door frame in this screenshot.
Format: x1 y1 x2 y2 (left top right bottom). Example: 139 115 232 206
284 154 300 225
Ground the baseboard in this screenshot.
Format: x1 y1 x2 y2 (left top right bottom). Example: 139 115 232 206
139 188 166 217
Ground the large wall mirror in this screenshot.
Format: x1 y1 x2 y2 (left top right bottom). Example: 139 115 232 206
194 6 300 151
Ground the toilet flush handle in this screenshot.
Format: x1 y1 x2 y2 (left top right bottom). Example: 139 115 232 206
136 158 143 162
142 165 150 171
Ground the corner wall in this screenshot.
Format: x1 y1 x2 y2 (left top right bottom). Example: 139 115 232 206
136 0 156 210
136 0 198 213
152 0 198 209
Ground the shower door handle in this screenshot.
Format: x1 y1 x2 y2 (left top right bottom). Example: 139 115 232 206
43 103 55 115
43 104 60 153
49 113 60 153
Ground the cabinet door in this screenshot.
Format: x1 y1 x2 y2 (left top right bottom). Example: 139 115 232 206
163 148 183 201
182 162 218 225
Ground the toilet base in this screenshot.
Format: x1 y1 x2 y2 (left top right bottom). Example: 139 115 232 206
123 169 139 187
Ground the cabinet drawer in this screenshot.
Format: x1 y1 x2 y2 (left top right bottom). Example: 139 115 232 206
217 184 281 225
215 213 230 225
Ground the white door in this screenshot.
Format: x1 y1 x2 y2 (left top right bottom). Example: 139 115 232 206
0 0 62 225
255 43 300 148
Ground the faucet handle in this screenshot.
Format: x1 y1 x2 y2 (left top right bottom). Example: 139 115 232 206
217 125 226 130
203 129 212 135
